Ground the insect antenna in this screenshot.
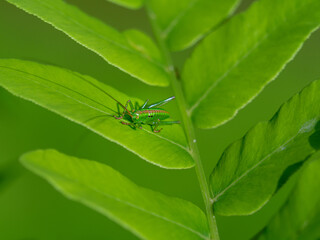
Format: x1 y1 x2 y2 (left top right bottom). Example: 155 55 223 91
74 73 133 117
103 91 133 118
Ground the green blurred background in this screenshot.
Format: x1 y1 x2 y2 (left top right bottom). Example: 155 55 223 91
0 0 319 239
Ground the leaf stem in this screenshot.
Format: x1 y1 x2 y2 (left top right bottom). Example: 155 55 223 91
146 7 220 240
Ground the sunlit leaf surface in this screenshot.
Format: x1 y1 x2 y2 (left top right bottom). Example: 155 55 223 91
21 149 209 240
0 59 193 169
183 0 320 128
147 0 240 51
210 79 320 215
6 0 169 86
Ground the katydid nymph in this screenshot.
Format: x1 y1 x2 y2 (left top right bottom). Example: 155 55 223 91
113 96 180 133
76 77 180 133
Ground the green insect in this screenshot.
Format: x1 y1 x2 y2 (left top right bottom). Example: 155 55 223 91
79 79 179 133
112 96 180 133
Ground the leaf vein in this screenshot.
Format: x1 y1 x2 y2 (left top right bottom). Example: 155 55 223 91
41 160 208 239
21 0 165 70
162 0 198 37
212 131 301 202
188 32 269 113
0 65 188 151
188 1 314 113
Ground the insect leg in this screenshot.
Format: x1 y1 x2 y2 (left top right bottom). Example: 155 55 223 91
135 101 140 110
152 119 163 133
120 121 136 129
158 120 180 125
120 121 132 126
128 100 135 112
114 100 133 120
149 119 180 133
119 100 132 118
114 102 123 119
152 124 162 133
147 96 175 109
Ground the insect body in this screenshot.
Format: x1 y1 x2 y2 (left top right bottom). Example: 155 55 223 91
114 96 180 133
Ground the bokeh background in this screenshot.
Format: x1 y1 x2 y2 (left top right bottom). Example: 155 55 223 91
0 0 319 239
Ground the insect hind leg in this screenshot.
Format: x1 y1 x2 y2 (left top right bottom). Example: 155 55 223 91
158 120 180 125
152 122 163 133
150 119 180 133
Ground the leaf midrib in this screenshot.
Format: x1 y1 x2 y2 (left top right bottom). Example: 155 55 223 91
188 1 315 113
13 0 166 70
161 0 197 37
212 126 310 203
188 32 269 113
35 153 208 239
0 65 113 114
0 64 189 151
